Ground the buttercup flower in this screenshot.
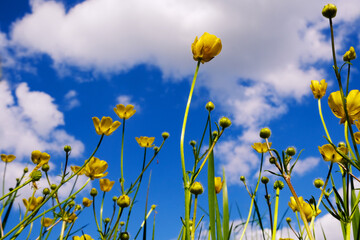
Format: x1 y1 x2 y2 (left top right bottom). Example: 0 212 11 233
82 197 93 207
72 234 94 240
343 46 356 61
190 182 204 195
288 196 304 212
114 104 136 120
31 151 50 165
192 32 222 63
135 136 155 148
328 90 360 124
41 218 53 227
1 154 16 163
99 178 115 192
71 157 108 180
302 201 321 222
92 116 121 136
318 144 347 163
23 196 43 211
310 79 327 99
214 177 223 194
117 195 131 208
252 142 272 153
355 121 360 144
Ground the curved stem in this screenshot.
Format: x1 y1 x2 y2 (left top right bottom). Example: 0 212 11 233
318 99 332 142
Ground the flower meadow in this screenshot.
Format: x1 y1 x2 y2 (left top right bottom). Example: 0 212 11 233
1 3 360 240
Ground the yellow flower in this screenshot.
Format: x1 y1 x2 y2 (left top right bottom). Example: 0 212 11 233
192 32 222 63
343 46 356 61
31 151 50 165
251 142 272 153
117 195 131 208
354 132 360 144
214 177 223 194
71 157 108 180
82 197 93 207
99 178 115 192
318 144 347 163
288 196 303 212
92 116 121 136
302 201 321 222
72 234 94 240
41 218 53 227
23 196 43 211
310 79 327 99
114 104 136 120
328 90 360 124
135 136 155 148
1 154 16 163
64 213 78 223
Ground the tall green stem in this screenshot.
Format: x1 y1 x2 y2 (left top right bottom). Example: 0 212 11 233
120 119 126 193
318 99 332 142
271 187 280 240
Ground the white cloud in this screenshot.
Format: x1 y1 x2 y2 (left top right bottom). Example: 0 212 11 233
292 156 321 176
0 81 84 158
116 95 141 112
64 90 80 110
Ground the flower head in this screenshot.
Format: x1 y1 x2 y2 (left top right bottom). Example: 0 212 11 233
1 154 16 163
72 234 94 240
328 90 360 124
82 197 93 207
92 116 121 136
190 182 204 195
343 46 356 61
114 104 136 120
100 178 115 192
214 177 223 194
318 144 347 163
310 79 327 99
192 32 222 63
117 195 131 208
252 142 271 153
71 157 108 180
23 196 43 211
41 218 53 227
31 151 50 165
135 136 155 148
322 4 337 19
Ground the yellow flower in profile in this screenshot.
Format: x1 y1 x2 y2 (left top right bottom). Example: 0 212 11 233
251 142 272 153
31 150 50 165
72 234 94 240
310 79 327 99
64 213 78 223
328 90 360 124
82 197 93 207
303 201 321 222
318 144 347 163
23 196 43 211
1 154 16 163
114 104 136 120
71 157 108 180
214 177 223 194
135 136 155 148
92 116 121 136
41 218 53 227
288 196 304 212
343 46 356 61
192 32 222 63
99 178 115 192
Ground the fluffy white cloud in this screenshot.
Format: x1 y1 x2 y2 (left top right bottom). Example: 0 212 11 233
0 81 84 158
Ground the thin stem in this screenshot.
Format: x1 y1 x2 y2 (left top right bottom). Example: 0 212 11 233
0 179 32 202
120 118 126 193
191 195 198 240
59 221 66 240
271 188 280 240
318 99 332 142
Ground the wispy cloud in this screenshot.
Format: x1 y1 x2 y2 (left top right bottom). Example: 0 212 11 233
64 90 80 110
116 95 141 112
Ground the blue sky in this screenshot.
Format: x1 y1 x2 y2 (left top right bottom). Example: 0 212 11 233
1 0 360 239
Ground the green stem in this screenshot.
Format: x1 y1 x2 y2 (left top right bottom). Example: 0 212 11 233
100 192 105 232
271 187 280 240
120 118 126 193
318 99 332 142
92 195 100 231
0 179 32 202
59 221 66 240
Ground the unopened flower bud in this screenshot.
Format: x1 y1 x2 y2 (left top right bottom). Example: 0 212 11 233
273 180 284 190
120 221 125 226
286 217 292 223
261 176 269 184
269 156 276 164
16 178 20 183
161 132 170 140
190 182 204 195
338 142 346 147
41 163 50 172
120 232 130 240
286 147 296 156
112 196 118 202
214 177 223 194
153 146 159 153
50 184 57 190
64 145 72 152
219 117 231 129
205 101 215 111
75 204 82 211
212 131 218 138
104 218 110 223
90 188 98 197
68 200 75 208
117 195 131 208
322 4 337 19
260 128 271 139
31 170 42 181
314 178 324 188
151 204 156 210
240 176 246 182
43 188 50 195
190 140 196 147
24 167 29 173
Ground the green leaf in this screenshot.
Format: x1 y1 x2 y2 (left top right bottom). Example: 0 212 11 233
222 169 230 240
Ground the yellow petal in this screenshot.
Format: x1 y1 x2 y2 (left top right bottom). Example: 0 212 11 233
92 117 102 135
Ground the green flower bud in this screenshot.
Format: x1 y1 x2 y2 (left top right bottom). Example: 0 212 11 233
151 204 156 210
286 147 296 156
120 221 125 226
75 204 82 211
273 180 284 190
24 167 29 173
31 170 42 181
212 131 218 138
16 178 20 183
259 127 271 139
90 188 98 197
50 184 57 190
117 195 131 208
190 140 196 147
219 117 232 129
261 176 269 184
240 176 246 182
205 101 215 111
190 182 204 195
286 217 292 223
338 142 346 147
314 178 324 188
269 156 276 164
153 146 159 153
68 200 75 208
64 145 72 152
120 232 130 240
43 188 50 195
322 4 337 19
41 163 50 172
104 218 110 223
161 132 170 140
9 188 13 191
112 196 118 202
